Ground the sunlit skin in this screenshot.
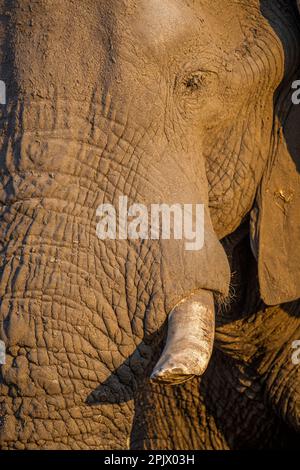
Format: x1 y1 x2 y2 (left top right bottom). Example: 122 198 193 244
0 0 299 450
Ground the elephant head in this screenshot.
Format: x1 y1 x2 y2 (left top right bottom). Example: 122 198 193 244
0 0 299 449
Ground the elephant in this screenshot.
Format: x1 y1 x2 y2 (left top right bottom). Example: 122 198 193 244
0 0 299 450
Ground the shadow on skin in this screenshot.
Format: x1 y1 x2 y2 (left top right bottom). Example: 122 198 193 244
260 0 300 173
0 0 23 174
85 325 166 405
201 349 300 449
85 326 167 448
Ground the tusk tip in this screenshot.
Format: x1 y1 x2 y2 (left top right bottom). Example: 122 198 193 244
150 355 208 385
150 369 195 385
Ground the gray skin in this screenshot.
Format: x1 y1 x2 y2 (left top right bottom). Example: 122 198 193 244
0 0 299 450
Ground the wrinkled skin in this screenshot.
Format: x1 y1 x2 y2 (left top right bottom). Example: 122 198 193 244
133 236 300 449
0 0 299 449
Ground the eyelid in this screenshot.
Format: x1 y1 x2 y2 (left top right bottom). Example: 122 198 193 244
184 68 218 80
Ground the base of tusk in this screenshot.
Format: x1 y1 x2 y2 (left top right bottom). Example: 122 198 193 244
150 291 215 385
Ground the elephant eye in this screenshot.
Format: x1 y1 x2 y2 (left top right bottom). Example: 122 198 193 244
183 73 206 93
177 69 217 97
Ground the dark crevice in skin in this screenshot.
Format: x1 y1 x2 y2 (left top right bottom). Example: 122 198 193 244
218 222 262 324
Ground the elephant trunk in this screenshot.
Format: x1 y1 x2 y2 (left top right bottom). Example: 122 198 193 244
151 290 214 385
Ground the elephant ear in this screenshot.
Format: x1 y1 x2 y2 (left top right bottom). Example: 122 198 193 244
250 100 300 306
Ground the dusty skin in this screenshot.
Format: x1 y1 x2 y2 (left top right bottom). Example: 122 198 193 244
0 0 299 450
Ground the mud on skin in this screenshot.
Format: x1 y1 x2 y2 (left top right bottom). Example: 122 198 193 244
0 0 299 449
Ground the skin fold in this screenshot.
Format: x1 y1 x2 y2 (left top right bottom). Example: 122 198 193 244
0 0 299 449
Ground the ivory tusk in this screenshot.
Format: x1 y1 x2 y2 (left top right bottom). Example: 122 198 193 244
150 290 215 385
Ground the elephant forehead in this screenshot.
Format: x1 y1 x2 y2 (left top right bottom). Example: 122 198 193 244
116 1 276 63
121 0 230 55
131 0 205 46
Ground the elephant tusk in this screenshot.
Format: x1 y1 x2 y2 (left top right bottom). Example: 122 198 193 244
150 290 215 385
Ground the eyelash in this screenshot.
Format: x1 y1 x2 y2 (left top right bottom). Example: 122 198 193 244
183 72 206 93
175 68 217 97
